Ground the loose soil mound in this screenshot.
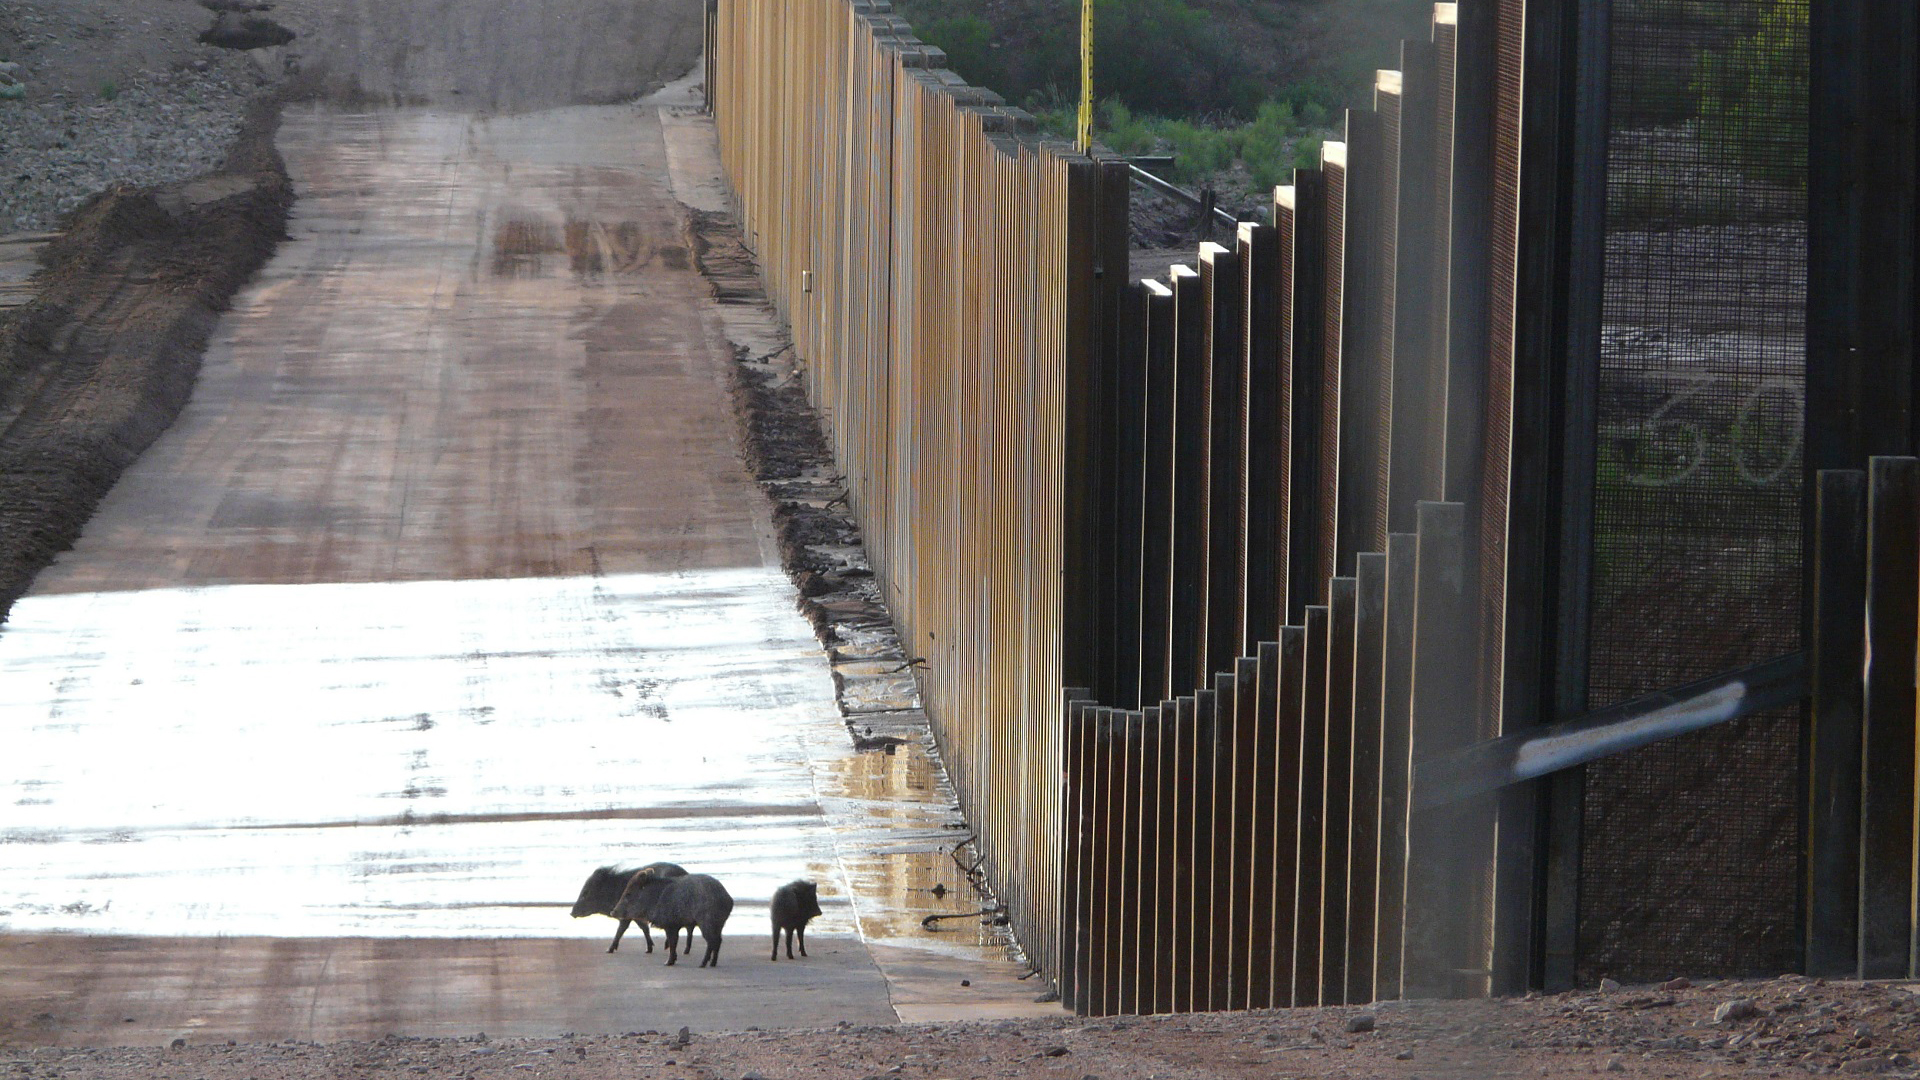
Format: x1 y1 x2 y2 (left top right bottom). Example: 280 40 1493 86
0 97 291 620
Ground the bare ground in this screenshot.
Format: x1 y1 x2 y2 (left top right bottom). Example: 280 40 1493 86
6 976 1920 1078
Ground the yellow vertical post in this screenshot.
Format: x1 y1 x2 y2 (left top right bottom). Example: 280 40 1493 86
1077 0 1094 152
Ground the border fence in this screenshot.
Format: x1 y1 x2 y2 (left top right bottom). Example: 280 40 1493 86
711 0 1920 1011
709 0 1129 976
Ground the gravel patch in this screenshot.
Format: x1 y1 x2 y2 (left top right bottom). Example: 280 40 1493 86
0 3 282 232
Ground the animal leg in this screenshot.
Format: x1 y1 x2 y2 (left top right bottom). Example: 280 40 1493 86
608 918 630 953
701 928 722 968
797 925 808 958
770 925 780 962
640 921 654 953
664 931 679 966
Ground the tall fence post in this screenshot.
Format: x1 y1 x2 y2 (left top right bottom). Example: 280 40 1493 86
1140 280 1178 705
1240 222 1286 651
1115 709 1146 1012
1169 266 1210 693
1225 657 1261 1009
1807 469 1866 976
1389 35 1446 531
1191 686 1222 1012
1294 605 1331 1004
1281 175 1329 621
1376 531 1419 998
1499 0 1611 994
1403 501 1488 998
1245 642 1284 1008
1862 458 1920 978
1270 627 1308 1007
1321 578 1359 1004
1203 243 1248 677
1349 552 1389 1004
1335 105 1392 570
1062 690 1094 1012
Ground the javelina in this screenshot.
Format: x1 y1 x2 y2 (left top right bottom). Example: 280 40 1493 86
570 862 693 953
611 868 734 968
769 879 822 960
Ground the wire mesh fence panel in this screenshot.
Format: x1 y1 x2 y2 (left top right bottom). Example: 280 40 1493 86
1581 0 1807 983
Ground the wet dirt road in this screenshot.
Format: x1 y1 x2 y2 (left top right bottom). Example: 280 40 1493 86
0 72 1054 1046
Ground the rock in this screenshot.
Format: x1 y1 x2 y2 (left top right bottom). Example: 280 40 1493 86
1599 977 1622 992
1840 1057 1895 1074
1393 1050 1414 1061
741 1072 769 1080
674 1026 692 1047
169 1038 187 1050
1345 1013 1377 1034
1042 1046 1069 1057
1604 1057 1626 1073
1033 990 1060 1003
1660 976 1691 991
1714 999 1759 1023
0 83 25 100
198 12 295 50
959 979 970 987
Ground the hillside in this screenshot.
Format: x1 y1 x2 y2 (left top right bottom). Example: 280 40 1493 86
892 0 1435 120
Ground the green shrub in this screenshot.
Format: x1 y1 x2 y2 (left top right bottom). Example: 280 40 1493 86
1073 93 1333 199
913 14 1006 92
1691 0 1807 188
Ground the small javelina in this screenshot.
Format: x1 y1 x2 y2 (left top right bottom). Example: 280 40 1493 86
769 879 822 960
571 862 693 953
610 867 734 967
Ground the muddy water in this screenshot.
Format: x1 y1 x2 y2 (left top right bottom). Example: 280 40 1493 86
0 93 1055 1043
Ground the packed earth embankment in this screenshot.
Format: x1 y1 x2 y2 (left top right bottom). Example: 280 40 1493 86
0 98 290 619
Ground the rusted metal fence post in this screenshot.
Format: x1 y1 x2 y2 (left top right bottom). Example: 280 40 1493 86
1315 145 1348 594
1225 657 1261 1009
1135 702 1168 1014
1191 686 1221 1012
1270 628 1307 1007
1240 222 1286 651
1294 605 1331 1005
1862 457 1919 978
1376 531 1419 998
1170 695 1199 1012
1109 286 1150 710
1336 108 1392 571
1349 551 1389 1004
1280 176 1329 622
1389 36 1446 530
1321 578 1359 1004
1062 691 1094 1012
1202 243 1248 677
1115 709 1146 1012
1169 266 1210 693
1140 280 1178 705
1087 707 1116 1013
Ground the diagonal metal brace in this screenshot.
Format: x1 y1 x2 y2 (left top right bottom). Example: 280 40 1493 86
1413 651 1808 810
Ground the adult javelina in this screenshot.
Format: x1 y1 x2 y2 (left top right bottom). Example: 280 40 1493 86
610 867 734 968
571 862 692 953
769 879 822 961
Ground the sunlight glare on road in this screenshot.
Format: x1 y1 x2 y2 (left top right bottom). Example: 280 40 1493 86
0 567 845 939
